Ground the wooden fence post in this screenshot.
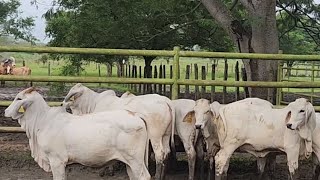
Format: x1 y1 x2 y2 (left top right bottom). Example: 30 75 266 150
143 66 146 94
139 66 142 94
163 65 166 95
159 65 163 94
129 65 131 78
241 67 249 98
131 65 135 90
194 64 199 99
98 63 101 87
235 61 240 100
125 64 127 77
185 65 190 97
154 65 158 94
48 62 51 76
134 65 137 92
170 65 173 98
223 59 228 104
47 61 51 85
172 46 180 100
211 64 216 102
201 66 206 97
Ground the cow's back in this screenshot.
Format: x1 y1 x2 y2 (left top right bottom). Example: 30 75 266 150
12 66 31 75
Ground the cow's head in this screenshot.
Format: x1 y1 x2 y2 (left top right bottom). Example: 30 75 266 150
285 98 315 131
285 98 316 158
4 87 42 120
63 83 86 103
182 99 215 130
3 62 13 75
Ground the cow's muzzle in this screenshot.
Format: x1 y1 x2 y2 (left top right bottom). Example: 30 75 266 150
195 125 201 129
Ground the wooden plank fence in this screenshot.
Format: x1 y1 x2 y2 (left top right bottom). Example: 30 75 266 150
119 59 244 101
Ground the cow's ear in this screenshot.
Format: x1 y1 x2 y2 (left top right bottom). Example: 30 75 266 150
285 111 291 124
183 111 195 123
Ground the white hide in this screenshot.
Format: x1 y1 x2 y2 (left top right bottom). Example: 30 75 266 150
5 88 150 180
63 83 175 168
214 98 316 177
173 99 221 180
120 91 136 98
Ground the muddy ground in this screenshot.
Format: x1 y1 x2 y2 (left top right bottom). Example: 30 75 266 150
0 86 316 180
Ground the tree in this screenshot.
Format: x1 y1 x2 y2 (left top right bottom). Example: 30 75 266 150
200 0 320 102
39 54 49 66
43 0 233 79
0 0 35 43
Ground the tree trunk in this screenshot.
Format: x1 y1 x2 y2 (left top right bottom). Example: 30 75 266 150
201 0 279 103
143 56 156 93
106 63 112 77
143 56 155 78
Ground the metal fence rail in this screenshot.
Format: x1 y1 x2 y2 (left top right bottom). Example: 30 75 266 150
1 45 320 133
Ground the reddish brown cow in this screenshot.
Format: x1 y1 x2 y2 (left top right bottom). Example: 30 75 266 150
5 64 31 75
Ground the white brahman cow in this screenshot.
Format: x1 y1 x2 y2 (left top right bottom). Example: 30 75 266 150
181 98 273 180
301 112 320 180
63 83 175 180
4 87 151 180
172 98 220 180
209 98 315 180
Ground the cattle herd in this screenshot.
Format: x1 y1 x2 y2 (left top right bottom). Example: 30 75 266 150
3 83 320 180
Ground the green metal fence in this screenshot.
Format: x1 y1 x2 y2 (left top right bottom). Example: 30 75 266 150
278 61 320 105
1 45 320 133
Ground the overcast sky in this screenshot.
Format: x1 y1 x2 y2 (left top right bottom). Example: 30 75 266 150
19 0 320 44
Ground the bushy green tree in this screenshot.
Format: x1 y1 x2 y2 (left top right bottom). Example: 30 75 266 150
0 0 35 42
43 0 233 77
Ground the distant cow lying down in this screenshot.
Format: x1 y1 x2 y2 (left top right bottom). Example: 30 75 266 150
5 87 150 180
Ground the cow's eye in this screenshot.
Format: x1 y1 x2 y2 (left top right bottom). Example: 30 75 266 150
300 110 305 113
17 98 22 100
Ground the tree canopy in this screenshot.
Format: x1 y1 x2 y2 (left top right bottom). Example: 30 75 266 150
44 0 233 52
0 0 35 43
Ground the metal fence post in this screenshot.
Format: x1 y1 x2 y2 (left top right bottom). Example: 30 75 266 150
171 46 180 100
311 61 315 103
276 61 283 105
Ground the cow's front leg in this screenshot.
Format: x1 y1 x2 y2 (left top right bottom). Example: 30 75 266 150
286 148 300 180
50 159 66 180
215 144 238 180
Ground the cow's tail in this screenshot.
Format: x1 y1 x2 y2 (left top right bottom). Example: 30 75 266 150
166 101 176 160
138 115 149 168
144 124 149 168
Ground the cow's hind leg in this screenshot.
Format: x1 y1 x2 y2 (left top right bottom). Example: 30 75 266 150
257 157 267 180
185 145 196 180
160 133 172 180
150 138 165 180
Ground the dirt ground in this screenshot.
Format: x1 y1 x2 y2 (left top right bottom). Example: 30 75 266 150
0 86 316 180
